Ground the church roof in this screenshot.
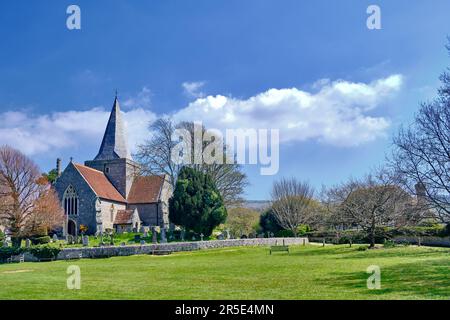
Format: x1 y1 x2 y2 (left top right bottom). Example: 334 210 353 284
94 97 131 161
127 175 165 204
73 163 126 203
114 209 136 225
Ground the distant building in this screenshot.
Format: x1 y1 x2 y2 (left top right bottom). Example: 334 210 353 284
54 97 172 236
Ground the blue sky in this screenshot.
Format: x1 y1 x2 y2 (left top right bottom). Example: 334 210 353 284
0 0 449 200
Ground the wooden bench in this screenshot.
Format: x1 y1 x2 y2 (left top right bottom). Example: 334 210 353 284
6 254 25 263
38 257 55 262
150 249 172 256
65 253 83 261
269 245 289 255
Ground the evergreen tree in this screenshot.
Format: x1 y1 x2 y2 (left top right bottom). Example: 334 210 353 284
43 169 59 184
169 167 227 236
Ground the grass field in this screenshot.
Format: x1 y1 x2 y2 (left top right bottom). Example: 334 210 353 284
0 244 449 300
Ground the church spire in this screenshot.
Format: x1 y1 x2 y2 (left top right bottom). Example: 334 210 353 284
94 96 131 161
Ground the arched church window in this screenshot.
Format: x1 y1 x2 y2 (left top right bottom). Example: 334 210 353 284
63 185 79 216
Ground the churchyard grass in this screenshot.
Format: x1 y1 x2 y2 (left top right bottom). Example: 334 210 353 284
0 244 448 299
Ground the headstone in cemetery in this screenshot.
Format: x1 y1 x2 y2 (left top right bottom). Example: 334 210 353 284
152 227 158 244
121 242 126 246
225 229 231 240
161 228 167 243
217 233 224 240
140 240 146 245
200 233 204 241
192 235 196 241
52 234 58 242
2 240 8 247
143 230 149 238
82 235 89 247
67 235 74 245
181 229 185 241
25 239 31 248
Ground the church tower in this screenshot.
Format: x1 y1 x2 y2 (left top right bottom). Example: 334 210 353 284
85 96 140 199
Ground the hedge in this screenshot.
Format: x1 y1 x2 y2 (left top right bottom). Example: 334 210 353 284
0 247 24 263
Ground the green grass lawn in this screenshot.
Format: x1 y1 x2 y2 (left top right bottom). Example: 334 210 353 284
0 244 449 300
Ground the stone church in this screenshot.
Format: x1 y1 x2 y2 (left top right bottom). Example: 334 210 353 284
54 97 172 236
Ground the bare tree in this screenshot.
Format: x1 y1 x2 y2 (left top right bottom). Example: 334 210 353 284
391 39 450 223
24 185 64 237
324 170 421 248
135 118 181 187
0 146 63 246
135 118 248 206
270 178 315 237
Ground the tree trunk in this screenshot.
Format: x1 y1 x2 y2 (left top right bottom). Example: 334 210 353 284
369 231 376 249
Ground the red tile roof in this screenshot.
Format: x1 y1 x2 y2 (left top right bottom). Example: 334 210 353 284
73 163 126 203
114 209 134 225
128 175 165 204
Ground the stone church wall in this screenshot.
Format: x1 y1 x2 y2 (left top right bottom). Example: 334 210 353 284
128 203 160 226
54 163 98 235
84 158 139 198
98 199 126 231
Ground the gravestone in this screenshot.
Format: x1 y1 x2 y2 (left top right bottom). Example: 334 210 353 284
52 234 58 242
82 235 89 247
192 235 196 241
67 235 74 245
225 229 231 240
2 240 8 247
140 240 146 245
121 242 126 246
161 228 167 243
181 230 185 241
143 230 149 238
217 233 224 240
25 239 31 248
200 233 204 241
152 227 158 244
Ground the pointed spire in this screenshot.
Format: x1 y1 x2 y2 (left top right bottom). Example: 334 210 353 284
94 96 131 161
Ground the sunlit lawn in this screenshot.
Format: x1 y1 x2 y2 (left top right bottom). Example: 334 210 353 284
0 244 448 300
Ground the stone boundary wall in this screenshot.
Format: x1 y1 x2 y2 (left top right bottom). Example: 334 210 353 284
393 236 450 247
50 237 309 261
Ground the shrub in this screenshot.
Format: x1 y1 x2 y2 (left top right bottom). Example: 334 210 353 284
0 247 24 263
31 236 51 245
275 229 295 237
28 245 60 260
383 239 396 248
259 209 283 235
357 246 368 251
443 224 450 237
0 229 4 241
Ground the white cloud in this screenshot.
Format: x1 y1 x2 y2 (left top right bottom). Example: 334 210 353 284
122 87 152 109
0 75 403 158
172 74 403 146
182 81 206 98
0 107 156 156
